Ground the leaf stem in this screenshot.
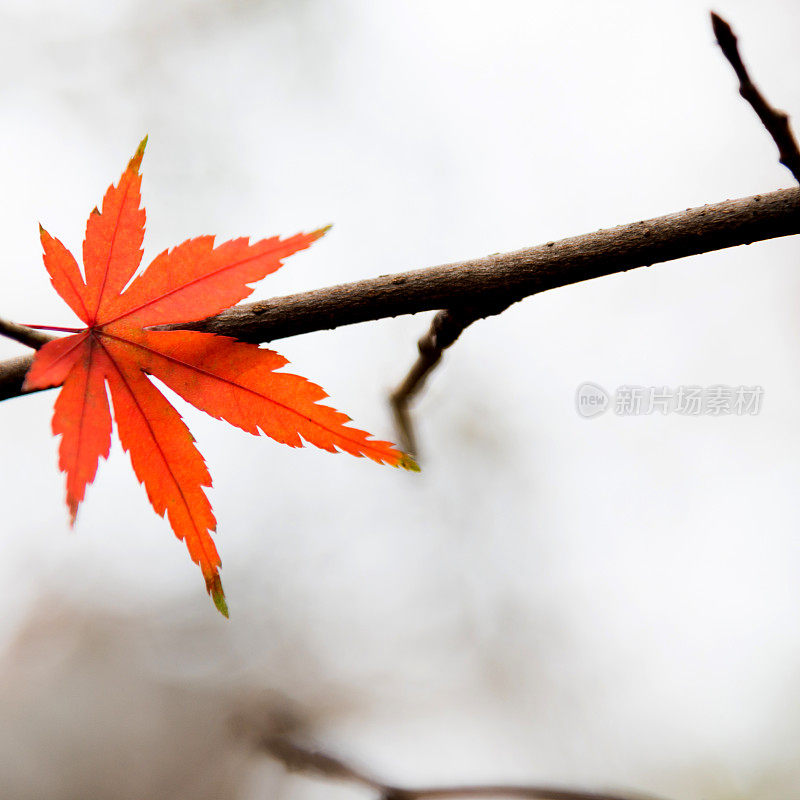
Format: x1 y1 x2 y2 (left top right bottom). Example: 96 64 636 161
23 324 83 333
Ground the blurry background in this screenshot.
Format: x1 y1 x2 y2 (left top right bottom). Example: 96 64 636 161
1 0 799 798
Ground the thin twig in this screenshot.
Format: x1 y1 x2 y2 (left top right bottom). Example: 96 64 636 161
257 735 384 792
389 789 661 800
389 304 504 457
0 317 54 350
711 12 800 184
256 735 668 800
1 187 799 404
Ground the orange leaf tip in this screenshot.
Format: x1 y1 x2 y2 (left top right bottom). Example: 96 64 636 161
397 452 420 472
206 573 229 618
310 224 332 241
128 135 148 172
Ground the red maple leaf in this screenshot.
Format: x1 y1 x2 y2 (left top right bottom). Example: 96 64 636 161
23 138 417 616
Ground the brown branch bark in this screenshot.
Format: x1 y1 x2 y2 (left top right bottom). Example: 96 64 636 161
256 735 668 800
0 318 53 351
711 12 800 184
1 187 799 404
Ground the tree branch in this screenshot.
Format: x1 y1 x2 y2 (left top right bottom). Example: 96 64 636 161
711 12 800 184
256 735 668 800
2 187 799 404
0 318 54 351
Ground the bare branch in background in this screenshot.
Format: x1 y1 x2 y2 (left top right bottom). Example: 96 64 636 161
256 735 669 800
711 12 800 185
2 187 799 405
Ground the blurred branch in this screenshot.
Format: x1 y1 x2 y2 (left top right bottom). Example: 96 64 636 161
2 186 800 403
711 12 800 184
257 735 669 800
